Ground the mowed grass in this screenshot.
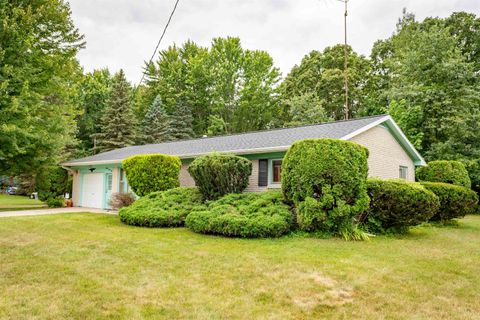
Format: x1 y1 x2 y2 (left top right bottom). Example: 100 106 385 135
0 194 45 211
1 213 480 319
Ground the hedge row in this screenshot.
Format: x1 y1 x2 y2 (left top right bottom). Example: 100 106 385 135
119 141 479 239
421 182 478 221
120 188 292 237
362 179 439 233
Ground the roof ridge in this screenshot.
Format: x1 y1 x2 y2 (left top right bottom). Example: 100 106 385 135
139 114 389 148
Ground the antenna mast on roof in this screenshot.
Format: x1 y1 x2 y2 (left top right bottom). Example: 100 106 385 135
338 0 349 120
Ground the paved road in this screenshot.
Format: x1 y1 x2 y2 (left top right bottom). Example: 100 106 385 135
0 207 116 218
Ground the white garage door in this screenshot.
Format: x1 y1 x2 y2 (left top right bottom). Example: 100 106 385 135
82 173 104 208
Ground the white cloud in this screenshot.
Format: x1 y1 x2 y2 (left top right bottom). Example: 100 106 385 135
69 0 480 82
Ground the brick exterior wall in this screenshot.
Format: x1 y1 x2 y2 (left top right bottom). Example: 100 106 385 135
111 167 120 193
349 125 415 181
179 164 196 187
72 170 81 206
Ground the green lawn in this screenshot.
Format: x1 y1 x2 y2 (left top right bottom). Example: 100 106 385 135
0 194 45 211
1 213 479 319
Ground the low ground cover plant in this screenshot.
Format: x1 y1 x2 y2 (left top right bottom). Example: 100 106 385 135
122 154 181 196
185 191 293 238
361 179 439 233
421 182 478 222
188 153 252 200
119 187 205 227
281 139 370 238
417 160 471 188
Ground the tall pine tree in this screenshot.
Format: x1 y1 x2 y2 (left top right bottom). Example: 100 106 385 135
142 95 173 144
94 70 136 153
170 101 194 141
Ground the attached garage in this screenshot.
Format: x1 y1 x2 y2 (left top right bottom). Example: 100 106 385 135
81 173 104 208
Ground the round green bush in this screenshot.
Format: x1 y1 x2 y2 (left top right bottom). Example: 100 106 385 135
421 182 479 221
416 160 471 188
185 191 293 238
119 187 206 227
361 179 439 233
188 153 252 200
122 154 181 197
281 138 370 233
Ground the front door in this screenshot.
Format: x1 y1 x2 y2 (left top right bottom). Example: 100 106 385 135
105 173 113 209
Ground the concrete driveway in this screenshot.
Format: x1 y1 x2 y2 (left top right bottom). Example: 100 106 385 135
0 207 116 218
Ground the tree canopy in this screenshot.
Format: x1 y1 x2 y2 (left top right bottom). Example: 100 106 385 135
0 0 84 174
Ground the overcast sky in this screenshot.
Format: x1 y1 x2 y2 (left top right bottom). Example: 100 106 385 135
69 0 479 83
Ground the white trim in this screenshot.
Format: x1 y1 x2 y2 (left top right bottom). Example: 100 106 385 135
268 158 283 187
385 117 426 166
341 115 426 166
340 115 391 141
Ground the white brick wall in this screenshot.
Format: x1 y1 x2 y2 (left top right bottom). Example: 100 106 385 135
349 125 415 181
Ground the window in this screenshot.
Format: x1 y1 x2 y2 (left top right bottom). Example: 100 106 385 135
271 160 282 184
399 166 408 179
107 174 113 191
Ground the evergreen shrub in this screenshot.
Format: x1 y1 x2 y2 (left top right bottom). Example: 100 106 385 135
362 179 439 233
122 154 181 197
185 191 292 238
281 139 370 234
416 160 471 188
119 187 205 227
188 153 252 200
35 166 70 206
421 182 478 221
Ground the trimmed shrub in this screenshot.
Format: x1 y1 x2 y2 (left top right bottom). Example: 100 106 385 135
185 191 293 238
46 197 65 208
361 179 439 233
188 153 252 200
421 182 479 221
281 138 370 234
119 187 205 227
416 160 471 188
462 159 480 213
109 192 136 210
122 154 181 197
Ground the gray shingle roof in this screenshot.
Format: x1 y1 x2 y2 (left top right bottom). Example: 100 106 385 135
64 115 389 166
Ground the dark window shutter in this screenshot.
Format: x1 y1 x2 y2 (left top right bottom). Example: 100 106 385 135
258 159 268 187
